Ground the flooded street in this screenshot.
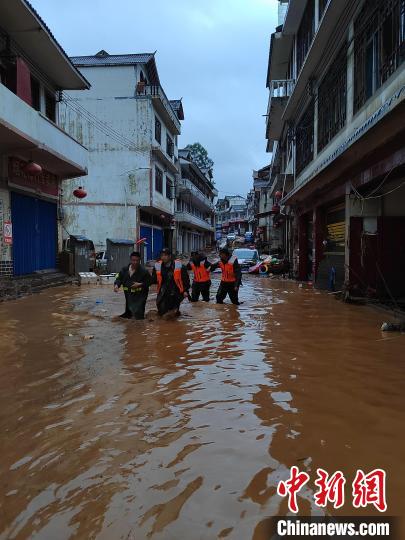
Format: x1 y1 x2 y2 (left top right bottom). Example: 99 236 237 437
0 277 404 540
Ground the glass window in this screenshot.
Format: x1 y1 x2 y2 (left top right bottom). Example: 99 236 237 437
155 117 161 144
45 91 56 122
166 177 172 199
155 167 163 193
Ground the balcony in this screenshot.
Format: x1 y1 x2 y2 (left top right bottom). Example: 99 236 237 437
175 211 214 231
176 178 215 211
136 84 181 135
0 83 87 178
266 79 295 143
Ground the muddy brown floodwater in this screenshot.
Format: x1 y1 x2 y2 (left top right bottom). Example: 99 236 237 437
0 276 404 540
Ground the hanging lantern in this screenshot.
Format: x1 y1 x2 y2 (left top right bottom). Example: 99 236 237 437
274 190 283 200
23 160 42 175
272 204 280 214
73 186 87 199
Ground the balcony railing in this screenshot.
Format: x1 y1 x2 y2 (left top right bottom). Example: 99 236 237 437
266 79 295 141
177 178 215 210
270 79 295 99
175 211 214 231
136 83 181 134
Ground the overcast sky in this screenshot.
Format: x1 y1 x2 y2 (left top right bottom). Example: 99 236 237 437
31 0 278 197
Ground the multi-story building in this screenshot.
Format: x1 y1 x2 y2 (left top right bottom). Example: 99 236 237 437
175 149 216 253
0 0 89 279
215 195 248 237
59 50 183 260
266 0 405 300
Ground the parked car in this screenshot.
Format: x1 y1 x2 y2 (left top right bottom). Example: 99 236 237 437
244 231 254 243
95 250 108 270
232 248 259 272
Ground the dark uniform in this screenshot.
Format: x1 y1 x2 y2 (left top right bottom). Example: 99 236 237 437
187 255 211 302
151 260 190 316
210 256 242 305
114 264 151 319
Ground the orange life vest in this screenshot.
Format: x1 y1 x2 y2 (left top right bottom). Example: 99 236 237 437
219 255 237 282
155 260 185 293
190 261 210 283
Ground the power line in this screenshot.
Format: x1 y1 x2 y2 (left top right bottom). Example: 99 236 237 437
60 92 146 155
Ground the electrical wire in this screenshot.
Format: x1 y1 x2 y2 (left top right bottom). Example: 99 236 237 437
60 94 142 153
60 92 146 155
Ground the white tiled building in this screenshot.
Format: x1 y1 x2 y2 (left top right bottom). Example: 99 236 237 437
59 50 184 260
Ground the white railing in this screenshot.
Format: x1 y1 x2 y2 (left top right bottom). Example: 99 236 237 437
137 84 181 132
270 79 295 98
175 211 214 231
177 178 215 210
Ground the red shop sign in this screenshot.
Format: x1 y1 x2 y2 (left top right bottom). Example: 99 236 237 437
8 158 59 199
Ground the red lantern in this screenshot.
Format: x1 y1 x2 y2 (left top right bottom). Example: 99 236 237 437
73 186 87 199
23 161 42 175
275 190 283 199
272 204 280 214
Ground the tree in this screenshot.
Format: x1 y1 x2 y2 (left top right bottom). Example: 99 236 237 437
184 143 214 173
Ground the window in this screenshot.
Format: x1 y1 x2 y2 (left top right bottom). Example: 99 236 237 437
31 76 41 111
319 0 328 19
166 176 172 199
317 44 347 152
45 91 56 122
155 167 163 193
155 117 161 144
166 134 174 157
354 0 405 113
296 0 315 75
295 100 314 175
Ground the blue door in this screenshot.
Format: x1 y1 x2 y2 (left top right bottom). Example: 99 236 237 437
152 228 163 259
11 192 57 276
140 226 152 261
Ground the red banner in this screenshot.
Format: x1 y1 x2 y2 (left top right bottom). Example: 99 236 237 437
8 158 59 199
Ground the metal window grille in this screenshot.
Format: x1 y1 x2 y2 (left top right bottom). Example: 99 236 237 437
295 100 315 175
297 0 315 75
354 0 405 113
155 117 161 144
317 44 347 152
155 167 163 194
319 0 329 20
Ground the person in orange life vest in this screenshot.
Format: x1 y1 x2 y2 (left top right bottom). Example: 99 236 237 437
186 251 212 302
210 247 242 305
151 248 190 316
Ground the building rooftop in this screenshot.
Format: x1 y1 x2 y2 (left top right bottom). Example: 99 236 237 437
169 99 185 120
70 50 160 85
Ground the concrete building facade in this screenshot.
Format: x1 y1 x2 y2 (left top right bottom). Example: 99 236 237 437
215 195 249 238
265 0 405 301
0 0 89 278
175 149 216 254
59 50 183 260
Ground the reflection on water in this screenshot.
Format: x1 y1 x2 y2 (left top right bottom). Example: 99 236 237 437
0 277 404 539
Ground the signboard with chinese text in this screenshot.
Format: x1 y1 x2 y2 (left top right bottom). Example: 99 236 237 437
3 221 12 245
8 158 59 200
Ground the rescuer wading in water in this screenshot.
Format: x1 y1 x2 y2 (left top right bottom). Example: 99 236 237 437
151 248 190 316
187 251 212 302
114 251 151 319
210 247 242 305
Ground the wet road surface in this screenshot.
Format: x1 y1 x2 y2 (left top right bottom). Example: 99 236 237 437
0 276 404 539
